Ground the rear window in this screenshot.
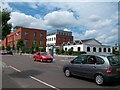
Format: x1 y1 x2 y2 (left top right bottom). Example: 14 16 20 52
107 56 120 66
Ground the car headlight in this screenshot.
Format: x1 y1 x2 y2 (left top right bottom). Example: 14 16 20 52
42 56 46 58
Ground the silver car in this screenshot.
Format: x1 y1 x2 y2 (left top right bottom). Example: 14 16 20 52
63 54 120 85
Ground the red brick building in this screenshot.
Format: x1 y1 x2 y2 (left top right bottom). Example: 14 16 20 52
2 27 46 48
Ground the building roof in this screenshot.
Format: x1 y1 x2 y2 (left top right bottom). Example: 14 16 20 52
63 38 102 46
47 30 72 36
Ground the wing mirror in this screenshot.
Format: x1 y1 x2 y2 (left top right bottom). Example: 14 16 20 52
70 60 74 64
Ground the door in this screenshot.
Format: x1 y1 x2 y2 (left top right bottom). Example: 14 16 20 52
70 55 87 77
82 55 98 79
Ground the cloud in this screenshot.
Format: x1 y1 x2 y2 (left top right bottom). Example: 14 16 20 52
89 15 101 22
8 12 45 29
94 19 112 29
1 2 12 11
44 10 78 28
64 28 71 31
28 3 38 9
84 29 98 38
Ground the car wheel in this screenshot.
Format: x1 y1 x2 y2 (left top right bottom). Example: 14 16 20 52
95 74 104 85
40 59 42 62
65 68 71 77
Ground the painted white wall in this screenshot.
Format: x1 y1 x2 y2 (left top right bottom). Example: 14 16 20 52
63 44 113 54
63 45 84 51
47 35 56 45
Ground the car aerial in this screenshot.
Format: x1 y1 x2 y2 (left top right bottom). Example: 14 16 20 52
63 54 120 85
33 52 53 62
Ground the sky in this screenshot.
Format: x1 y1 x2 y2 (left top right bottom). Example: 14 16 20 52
1 1 119 46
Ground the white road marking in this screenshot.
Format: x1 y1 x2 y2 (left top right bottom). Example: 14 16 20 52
30 76 60 90
9 66 60 90
9 66 21 72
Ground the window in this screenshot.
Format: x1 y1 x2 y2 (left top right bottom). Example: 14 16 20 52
24 31 28 36
40 40 43 45
40 33 43 37
24 40 28 45
93 47 96 52
87 56 96 64
99 48 102 52
71 47 73 50
54 37 56 40
107 56 119 66
72 55 87 64
78 47 80 51
65 48 67 51
34 32 37 37
108 48 111 52
104 48 106 52
96 56 104 64
33 40 37 44
87 47 90 52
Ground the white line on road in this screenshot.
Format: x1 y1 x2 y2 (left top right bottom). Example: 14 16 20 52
9 66 21 72
9 66 60 90
30 76 60 90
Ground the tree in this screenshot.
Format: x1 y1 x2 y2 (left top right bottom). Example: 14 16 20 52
6 45 11 51
35 41 39 52
55 48 60 54
68 48 73 55
0 9 12 40
16 39 24 52
2 46 5 50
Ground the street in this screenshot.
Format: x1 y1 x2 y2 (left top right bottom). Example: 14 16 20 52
2 54 120 90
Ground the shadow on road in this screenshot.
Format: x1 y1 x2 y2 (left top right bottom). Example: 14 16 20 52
8 69 42 78
72 75 120 87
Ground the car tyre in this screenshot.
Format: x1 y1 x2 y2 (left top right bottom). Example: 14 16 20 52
65 68 71 77
34 58 36 61
95 74 104 85
40 59 43 62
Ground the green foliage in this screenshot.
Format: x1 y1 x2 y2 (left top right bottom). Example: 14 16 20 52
55 48 60 54
60 48 65 54
6 45 11 51
68 48 73 55
2 46 5 50
1 9 12 40
41 47 46 52
16 39 24 51
35 41 39 52
12 44 15 50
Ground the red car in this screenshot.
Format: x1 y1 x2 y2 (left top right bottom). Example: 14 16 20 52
33 52 53 62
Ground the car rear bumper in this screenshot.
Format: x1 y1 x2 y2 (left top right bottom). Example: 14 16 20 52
104 74 120 82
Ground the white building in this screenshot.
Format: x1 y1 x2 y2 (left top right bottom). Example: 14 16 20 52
63 39 113 54
46 30 73 46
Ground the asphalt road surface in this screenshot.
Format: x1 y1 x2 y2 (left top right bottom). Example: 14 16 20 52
2 54 120 90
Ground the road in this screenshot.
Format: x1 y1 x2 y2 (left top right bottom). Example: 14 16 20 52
2 54 120 90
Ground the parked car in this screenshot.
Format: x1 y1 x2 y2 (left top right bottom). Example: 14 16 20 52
63 54 120 85
33 52 53 62
0 50 13 55
0 50 7 55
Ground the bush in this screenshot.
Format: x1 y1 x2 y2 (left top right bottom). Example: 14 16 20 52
55 48 60 54
68 48 73 55
72 51 86 56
